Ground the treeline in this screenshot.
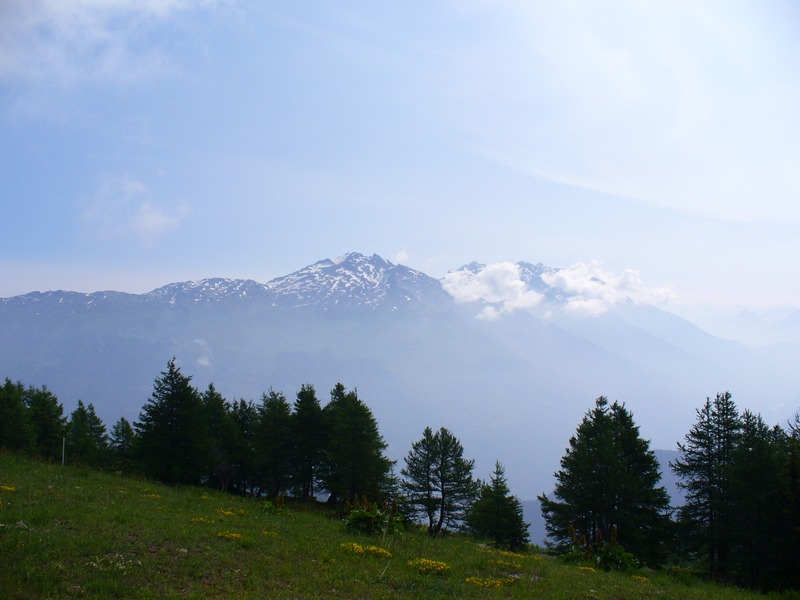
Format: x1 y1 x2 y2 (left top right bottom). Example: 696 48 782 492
0 359 528 551
0 360 392 502
2 361 800 590
539 394 800 591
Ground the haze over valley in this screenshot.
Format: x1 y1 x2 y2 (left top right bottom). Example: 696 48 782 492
3 252 798 507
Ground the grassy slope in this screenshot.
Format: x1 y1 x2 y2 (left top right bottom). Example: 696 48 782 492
0 452 787 599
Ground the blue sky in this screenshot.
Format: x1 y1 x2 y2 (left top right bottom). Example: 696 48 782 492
2 0 799 308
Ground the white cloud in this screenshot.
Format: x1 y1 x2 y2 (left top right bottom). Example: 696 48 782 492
542 261 675 316
0 0 218 86
391 249 409 265
442 262 543 320
81 174 190 243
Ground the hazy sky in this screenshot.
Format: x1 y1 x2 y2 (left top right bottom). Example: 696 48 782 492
2 0 799 308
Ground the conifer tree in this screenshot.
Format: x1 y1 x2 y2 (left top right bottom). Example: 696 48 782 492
290 384 323 499
24 384 66 460
255 389 293 497
671 392 741 578
468 461 529 550
229 399 259 495
0 378 33 452
109 417 136 471
135 358 209 485
540 397 670 565
65 400 108 467
202 383 239 492
727 411 785 588
319 384 392 504
402 426 478 536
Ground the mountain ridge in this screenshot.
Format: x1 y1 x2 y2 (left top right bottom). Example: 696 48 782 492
2 251 798 498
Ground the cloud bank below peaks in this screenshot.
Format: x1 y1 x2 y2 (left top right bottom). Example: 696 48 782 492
441 262 543 321
442 261 674 319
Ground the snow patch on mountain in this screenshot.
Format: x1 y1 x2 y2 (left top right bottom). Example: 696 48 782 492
145 278 270 305
264 252 448 311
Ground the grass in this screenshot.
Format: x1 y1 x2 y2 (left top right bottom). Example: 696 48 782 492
1 452 795 599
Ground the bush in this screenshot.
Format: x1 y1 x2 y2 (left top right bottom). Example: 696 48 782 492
343 495 404 535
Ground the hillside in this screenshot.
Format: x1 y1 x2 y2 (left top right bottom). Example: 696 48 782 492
0 453 780 599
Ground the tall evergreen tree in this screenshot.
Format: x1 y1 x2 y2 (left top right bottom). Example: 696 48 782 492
468 461 530 550
65 400 108 467
135 358 209 485
727 411 785 588
109 417 136 471
0 378 33 452
290 384 323 499
671 392 741 578
229 399 259 495
319 384 392 504
402 426 478 536
782 412 800 588
255 389 293 498
202 383 239 492
540 397 670 565
24 384 66 461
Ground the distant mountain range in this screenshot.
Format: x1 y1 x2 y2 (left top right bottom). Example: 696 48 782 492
2 252 799 500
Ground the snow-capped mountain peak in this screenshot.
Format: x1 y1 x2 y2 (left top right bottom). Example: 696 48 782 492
265 252 450 311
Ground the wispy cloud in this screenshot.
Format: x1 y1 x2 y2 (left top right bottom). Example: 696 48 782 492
442 262 543 320
391 249 409 265
81 175 190 243
446 1 800 224
0 0 218 86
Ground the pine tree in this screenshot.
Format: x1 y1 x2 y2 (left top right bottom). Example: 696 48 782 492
319 384 393 504
109 417 136 471
290 384 323 499
401 426 478 536
24 384 66 461
229 398 259 495
65 400 108 467
0 378 33 452
135 358 209 485
727 411 785 588
468 461 530 550
202 383 239 492
671 392 741 578
255 389 293 498
540 397 670 565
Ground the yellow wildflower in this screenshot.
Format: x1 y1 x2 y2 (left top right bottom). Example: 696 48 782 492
407 558 450 574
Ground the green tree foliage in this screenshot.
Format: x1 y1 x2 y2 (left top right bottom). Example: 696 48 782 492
540 397 670 566
726 411 786 588
202 383 239 492
65 400 108 467
109 417 136 471
671 392 740 578
401 426 477 537
255 389 294 498
290 384 323 499
24 384 66 461
467 461 529 550
319 384 393 504
134 358 209 485
229 398 259 495
0 378 33 452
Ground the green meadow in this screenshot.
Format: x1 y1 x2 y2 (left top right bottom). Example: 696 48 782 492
1 452 793 599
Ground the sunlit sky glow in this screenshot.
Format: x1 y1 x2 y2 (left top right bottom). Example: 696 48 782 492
2 0 799 308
